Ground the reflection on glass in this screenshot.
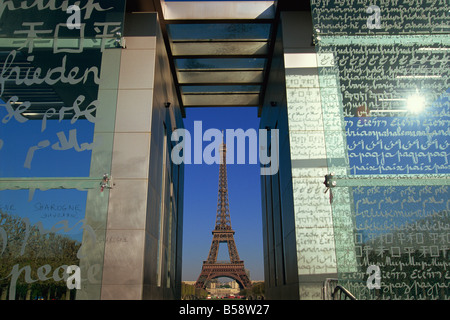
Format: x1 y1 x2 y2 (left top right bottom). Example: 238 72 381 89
345 90 449 175
175 58 266 70
406 93 426 114
346 185 449 300
0 119 94 178
167 23 272 41
310 0 449 300
0 0 125 300
0 189 88 300
181 85 261 94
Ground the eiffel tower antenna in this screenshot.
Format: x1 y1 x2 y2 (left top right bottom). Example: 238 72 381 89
195 139 252 289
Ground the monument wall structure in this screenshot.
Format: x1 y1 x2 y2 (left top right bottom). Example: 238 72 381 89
0 0 448 301
260 0 449 299
0 2 184 300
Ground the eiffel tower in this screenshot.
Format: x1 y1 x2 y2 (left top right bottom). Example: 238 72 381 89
194 140 252 290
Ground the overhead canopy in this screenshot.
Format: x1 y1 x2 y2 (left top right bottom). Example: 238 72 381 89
155 1 277 115
126 0 313 116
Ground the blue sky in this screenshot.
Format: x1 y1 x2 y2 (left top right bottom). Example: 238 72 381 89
181 106 265 281
0 104 265 281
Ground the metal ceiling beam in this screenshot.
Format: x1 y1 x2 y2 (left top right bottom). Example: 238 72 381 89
162 1 276 20
257 1 281 117
150 0 186 117
135 1 281 117
257 0 312 116
127 0 312 117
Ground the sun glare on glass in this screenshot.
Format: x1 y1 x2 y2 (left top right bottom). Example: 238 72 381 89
406 93 426 113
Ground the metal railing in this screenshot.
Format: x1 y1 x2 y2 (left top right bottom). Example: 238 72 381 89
322 279 357 300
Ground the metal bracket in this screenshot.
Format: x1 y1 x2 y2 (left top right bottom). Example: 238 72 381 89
312 28 321 46
323 173 336 204
324 173 336 192
100 173 114 192
114 32 126 48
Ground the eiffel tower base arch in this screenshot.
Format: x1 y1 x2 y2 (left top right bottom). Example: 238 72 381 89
195 262 252 290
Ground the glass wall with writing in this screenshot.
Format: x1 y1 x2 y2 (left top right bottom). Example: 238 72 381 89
311 0 449 299
0 1 125 300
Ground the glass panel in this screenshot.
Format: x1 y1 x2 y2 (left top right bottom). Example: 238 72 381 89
0 119 95 178
183 93 259 106
0 1 126 300
332 184 449 300
167 23 272 41
175 58 266 70
310 1 449 300
171 42 268 56
0 188 90 300
310 2 448 36
181 85 261 94
178 70 264 84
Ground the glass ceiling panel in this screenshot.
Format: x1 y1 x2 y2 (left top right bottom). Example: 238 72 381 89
167 23 272 41
163 4 275 109
177 70 264 84
181 85 261 94
171 42 268 56
175 58 266 70
183 94 260 106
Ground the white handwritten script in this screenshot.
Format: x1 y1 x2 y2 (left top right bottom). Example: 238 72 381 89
0 8 120 172
0 0 113 20
314 4 449 176
306 0 450 299
345 185 449 299
311 0 448 34
0 0 123 300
